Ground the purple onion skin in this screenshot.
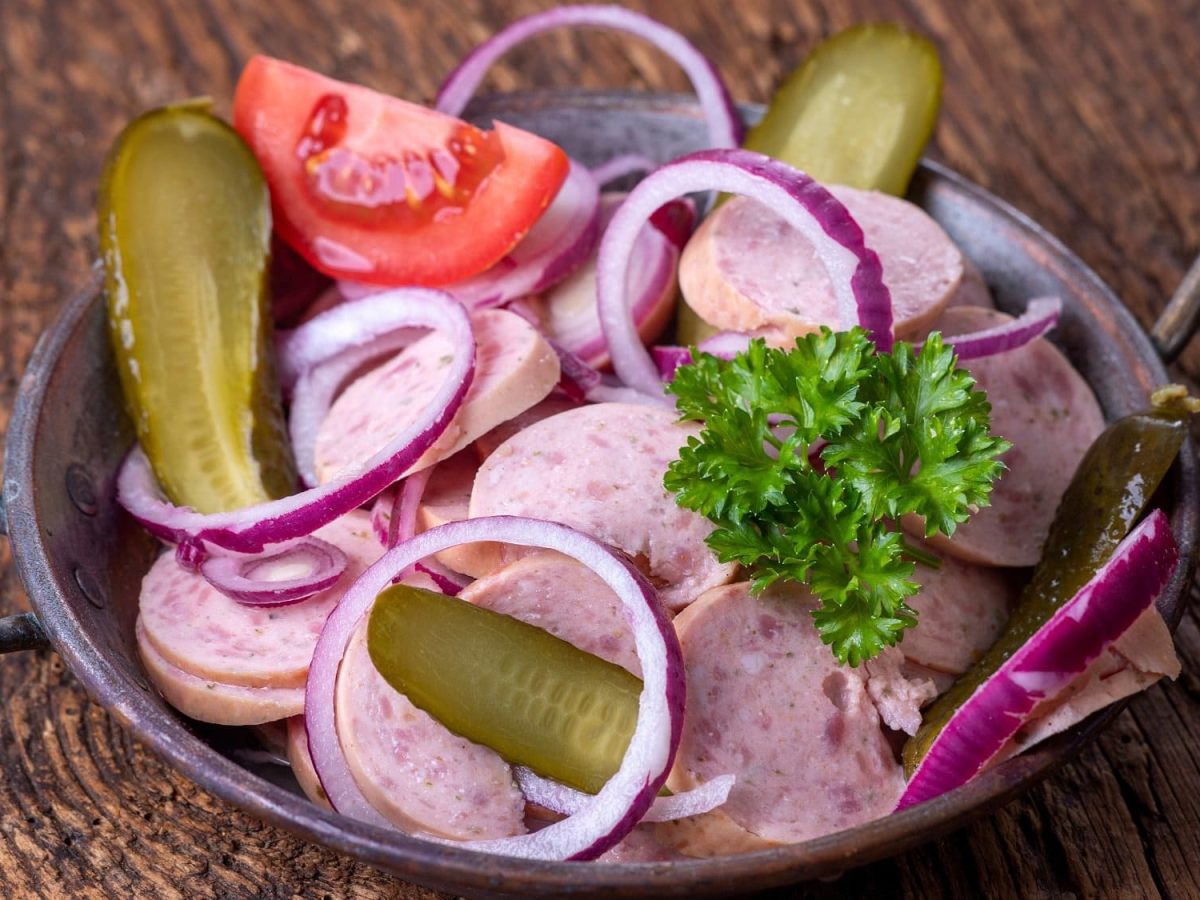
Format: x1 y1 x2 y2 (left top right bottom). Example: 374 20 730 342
941 298 1061 361
897 509 1178 810
434 5 743 149
598 149 894 395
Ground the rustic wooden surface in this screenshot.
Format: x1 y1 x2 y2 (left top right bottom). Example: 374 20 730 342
2 0 1199 896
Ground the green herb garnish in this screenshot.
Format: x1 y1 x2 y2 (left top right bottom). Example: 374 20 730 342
665 328 1009 666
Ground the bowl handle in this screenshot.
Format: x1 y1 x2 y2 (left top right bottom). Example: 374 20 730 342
1151 254 1200 362
0 494 51 653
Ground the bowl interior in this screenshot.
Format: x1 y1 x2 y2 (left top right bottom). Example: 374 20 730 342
4 91 1195 898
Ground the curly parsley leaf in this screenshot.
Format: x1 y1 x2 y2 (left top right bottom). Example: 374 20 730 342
666 328 1009 666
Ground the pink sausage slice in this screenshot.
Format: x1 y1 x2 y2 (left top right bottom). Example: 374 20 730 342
460 551 642 677
905 307 1106 567
139 510 381 690
335 617 526 840
313 308 560 484
666 581 904 845
469 402 737 609
900 553 1016 675
679 189 963 343
136 619 304 725
472 395 581 462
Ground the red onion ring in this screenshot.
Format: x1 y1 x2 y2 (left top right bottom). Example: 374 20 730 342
548 341 603 402
304 515 685 860
435 5 742 149
369 487 397 547
543 195 692 367
277 291 438 391
116 291 475 554
597 150 894 395
198 537 348 607
897 509 1178 810
290 330 417 488
514 767 735 823
651 331 751 380
591 154 657 187
936 297 1062 360
413 560 470 596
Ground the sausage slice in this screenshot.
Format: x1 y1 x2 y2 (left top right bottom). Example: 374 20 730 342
469 402 737 609
666 582 904 845
678 189 963 343
314 309 560 483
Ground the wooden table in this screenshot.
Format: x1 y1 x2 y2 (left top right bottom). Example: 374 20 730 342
2 0 1198 896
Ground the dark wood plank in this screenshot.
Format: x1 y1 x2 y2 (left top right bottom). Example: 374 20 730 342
1 0 1199 896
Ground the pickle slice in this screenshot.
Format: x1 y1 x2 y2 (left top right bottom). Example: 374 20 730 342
744 23 941 196
367 584 641 795
903 394 1190 775
99 101 296 513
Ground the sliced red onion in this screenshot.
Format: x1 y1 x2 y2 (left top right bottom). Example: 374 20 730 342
369 487 397 547
174 539 205 572
198 537 348 607
392 469 432 549
335 280 377 303
651 331 750 380
698 331 753 356
598 150 894 394
591 154 657 187
549 340 603 402
897 509 1178 811
116 291 475 554
515 767 734 822
936 297 1062 360
371 470 434 583
413 559 470 596
277 291 435 391
304 516 685 860
446 160 600 310
290 330 417 488
543 195 692 367
651 345 694 381
504 297 542 328
435 5 742 149
586 381 677 410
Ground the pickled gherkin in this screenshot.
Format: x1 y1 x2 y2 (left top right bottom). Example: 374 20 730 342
367 584 642 795
903 386 1197 775
99 101 296 513
744 23 942 196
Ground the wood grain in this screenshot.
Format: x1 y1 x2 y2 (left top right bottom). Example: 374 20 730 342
2 0 1200 896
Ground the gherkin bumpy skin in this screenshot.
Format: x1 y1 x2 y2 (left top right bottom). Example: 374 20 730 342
99 101 296 514
743 23 942 196
903 390 1190 775
367 584 642 795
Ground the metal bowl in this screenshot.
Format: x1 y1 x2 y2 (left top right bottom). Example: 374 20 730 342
1 91 1196 897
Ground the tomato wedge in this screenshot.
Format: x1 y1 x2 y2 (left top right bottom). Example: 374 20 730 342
233 56 569 286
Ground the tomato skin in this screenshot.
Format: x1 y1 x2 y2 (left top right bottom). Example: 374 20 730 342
233 56 569 286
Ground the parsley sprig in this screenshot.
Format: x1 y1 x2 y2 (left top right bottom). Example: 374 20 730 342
665 328 1009 666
